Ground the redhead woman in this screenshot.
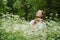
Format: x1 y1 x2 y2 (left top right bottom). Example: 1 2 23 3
29 10 46 32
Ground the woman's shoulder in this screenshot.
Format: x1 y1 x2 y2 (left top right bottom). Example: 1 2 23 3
30 20 34 22
29 20 35 25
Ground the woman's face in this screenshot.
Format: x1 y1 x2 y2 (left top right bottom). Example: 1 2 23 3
36 10 43 18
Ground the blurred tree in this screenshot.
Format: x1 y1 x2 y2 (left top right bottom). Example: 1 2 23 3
0 0 60 20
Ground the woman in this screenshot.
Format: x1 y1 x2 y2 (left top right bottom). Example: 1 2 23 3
29 10 46 32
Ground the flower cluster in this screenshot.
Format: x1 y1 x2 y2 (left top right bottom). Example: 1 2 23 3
0 14 60 40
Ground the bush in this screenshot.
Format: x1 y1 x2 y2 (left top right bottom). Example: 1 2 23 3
0 14 60 40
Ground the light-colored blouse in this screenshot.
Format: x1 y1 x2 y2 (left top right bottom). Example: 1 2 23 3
29 19 46 31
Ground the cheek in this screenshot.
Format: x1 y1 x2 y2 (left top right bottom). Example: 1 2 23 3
36 15 40 16
39 14 43 17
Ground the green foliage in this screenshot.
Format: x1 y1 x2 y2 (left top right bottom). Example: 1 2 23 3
0 0 60 40
0 14 60 40
0 0 60 20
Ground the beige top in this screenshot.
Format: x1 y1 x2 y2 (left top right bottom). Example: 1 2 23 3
29 19 46 31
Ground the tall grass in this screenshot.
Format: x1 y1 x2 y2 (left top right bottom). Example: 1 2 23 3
0 14 60 40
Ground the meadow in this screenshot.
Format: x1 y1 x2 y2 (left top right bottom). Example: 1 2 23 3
0 14 60 40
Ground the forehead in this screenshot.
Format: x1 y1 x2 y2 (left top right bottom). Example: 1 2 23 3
36 10 43 14
37 10 43 12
